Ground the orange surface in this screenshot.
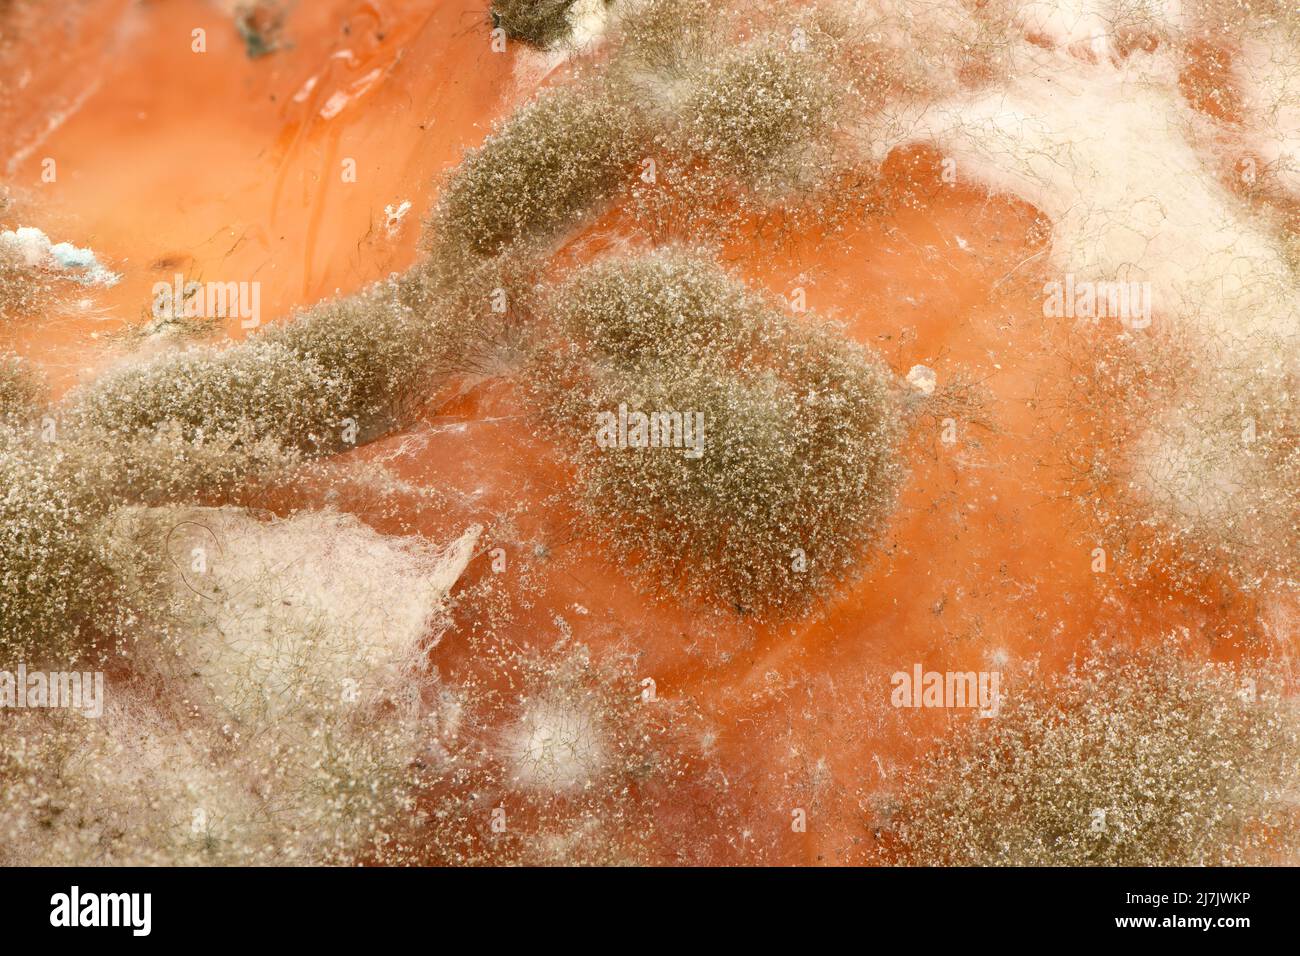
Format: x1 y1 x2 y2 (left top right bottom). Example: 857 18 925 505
2 0 1291 864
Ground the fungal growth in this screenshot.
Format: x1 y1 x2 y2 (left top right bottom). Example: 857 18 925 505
491 0 610 49
532 248 906 617
428 83 643 261
878 640 1300 866
0 0 1297 876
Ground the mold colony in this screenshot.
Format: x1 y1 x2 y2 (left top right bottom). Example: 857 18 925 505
0 0 1297 865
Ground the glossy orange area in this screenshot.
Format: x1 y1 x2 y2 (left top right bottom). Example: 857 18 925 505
4 0 520 391
2 0 1290 864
